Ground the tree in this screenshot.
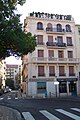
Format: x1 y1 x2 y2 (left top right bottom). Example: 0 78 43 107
0 0 37 60
5 78 14 89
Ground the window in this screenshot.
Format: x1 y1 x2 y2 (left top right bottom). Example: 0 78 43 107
66 24 71 32
78 30 80 35
38 66 45 76
37 22 43 30
57 24 62 32
59 82 67 93
37 82 46 93
37 35 43 45
48 36 53 42
57 36 63 43
68 51 73 58
38 50 44 57
58 51 64 58
49 66 55 76
69 66 75 76
46 23 53 31
69 82 77 93
59 66 65 76
48 50 54 58
66 37 72 46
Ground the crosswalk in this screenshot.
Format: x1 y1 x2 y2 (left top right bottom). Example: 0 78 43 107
0 97 19 100
22 108 80 120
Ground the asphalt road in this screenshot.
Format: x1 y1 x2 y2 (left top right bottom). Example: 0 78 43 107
0 92 80 120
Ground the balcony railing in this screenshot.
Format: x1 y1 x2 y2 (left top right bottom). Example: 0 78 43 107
67 44 73 46
46 42 66 47
32 57 80 64
46 27 65 34
38 73 45 77
59 73 66 76
49 73 55 76
37 42 45 45
69 73 75 76
37 27 44 30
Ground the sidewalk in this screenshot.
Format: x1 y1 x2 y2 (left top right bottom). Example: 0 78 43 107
0 105 23 120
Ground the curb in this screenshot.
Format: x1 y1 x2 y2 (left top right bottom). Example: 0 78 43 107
0 105 23 120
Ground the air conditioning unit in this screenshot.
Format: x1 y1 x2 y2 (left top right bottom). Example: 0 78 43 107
33 76 36 78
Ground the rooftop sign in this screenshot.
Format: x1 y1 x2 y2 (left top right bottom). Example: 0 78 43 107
29 12 73 21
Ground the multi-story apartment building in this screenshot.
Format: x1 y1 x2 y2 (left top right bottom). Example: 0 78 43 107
0 60 6 89
6 64 21 88
75 24 80 93
24 12 80 97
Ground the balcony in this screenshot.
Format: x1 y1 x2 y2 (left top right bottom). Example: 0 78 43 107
67 44 73 46
69 73 75 76
37 42 45 45
46 27 65 34
46 41 66 48
59 73 66 76
37 27 44 30
38 73 45 77
32 57 80 64
49 73 55 76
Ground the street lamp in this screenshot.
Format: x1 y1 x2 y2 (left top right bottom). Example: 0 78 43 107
54 81 59 97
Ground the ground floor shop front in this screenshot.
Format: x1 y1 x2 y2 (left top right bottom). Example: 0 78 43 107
27 78 80 98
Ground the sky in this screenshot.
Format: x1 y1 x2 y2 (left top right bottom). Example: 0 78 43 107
18 0 80 24
6 0 80 65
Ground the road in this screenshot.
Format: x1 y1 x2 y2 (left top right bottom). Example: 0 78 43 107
0 91 80 120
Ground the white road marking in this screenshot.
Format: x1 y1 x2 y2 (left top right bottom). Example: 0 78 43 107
56 109 80 120
22 112 35 120
40 110 60 120
15 97 18 99
7 97 11 99
0 97 4 100
71 108 80 112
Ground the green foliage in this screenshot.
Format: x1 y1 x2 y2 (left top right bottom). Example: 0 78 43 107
0 0 37 60
5 79 14 89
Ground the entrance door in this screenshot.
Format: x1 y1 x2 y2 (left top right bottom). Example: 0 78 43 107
69 81 77 95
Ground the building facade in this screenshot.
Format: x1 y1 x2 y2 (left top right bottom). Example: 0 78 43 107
75 24 80 94
24 12 80 97
0 60 6 89
6 64 21 89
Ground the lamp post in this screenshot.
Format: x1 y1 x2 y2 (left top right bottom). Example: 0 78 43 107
54 81 59 97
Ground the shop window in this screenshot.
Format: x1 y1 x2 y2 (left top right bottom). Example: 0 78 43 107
59 82 67 93
69 82 76 93
37 82 46 93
